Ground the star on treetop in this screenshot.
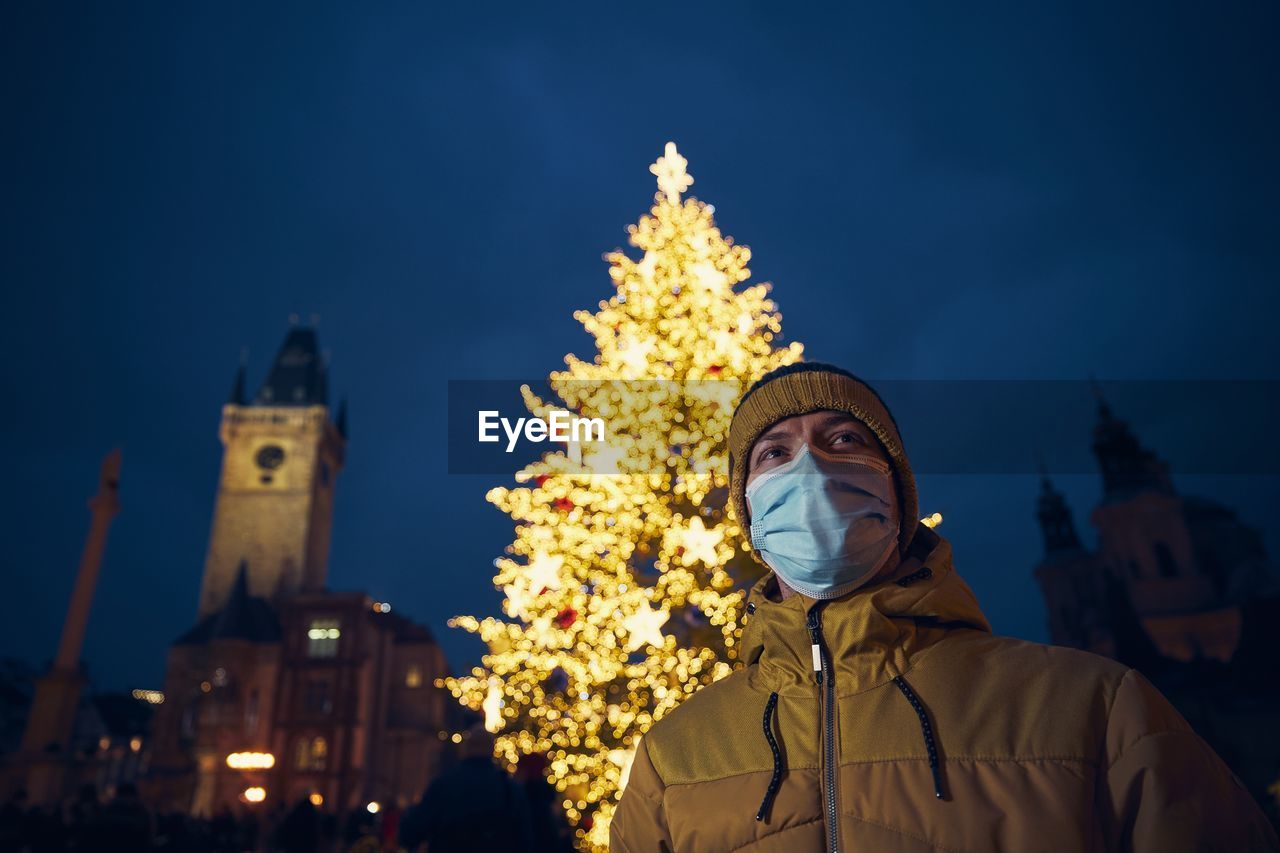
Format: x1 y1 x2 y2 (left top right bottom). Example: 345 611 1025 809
650 141 693 202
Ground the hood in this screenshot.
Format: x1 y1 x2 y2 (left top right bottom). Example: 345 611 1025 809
740 525 992 696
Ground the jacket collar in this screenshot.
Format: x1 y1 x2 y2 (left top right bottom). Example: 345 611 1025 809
740 526 992 696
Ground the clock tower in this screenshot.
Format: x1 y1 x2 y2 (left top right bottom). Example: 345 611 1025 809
196 324 346 617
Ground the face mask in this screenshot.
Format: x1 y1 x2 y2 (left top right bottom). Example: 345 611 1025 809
746 443 900 599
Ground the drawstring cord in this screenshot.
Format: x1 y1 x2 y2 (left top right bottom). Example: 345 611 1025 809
755 691 782 821
893 674 946 800
750 563 944 822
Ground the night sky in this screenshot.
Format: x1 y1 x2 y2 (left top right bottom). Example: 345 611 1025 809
3 2 1277 692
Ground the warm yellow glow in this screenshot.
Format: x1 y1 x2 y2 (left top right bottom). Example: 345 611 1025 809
226 751 276 770
309 792 324 807
650 141 693 202
447 143 804 849
920 512 944 529
98 737 110 751
405 664 423 688
129 737 142 753
243 787 266 804
366 801 380 814
482 677 504 733
131 689 164 705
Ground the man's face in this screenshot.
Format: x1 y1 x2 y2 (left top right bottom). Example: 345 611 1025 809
744 410 895 519
744 410 899 599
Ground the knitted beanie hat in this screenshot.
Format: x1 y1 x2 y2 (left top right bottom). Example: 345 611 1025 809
727 362 919 558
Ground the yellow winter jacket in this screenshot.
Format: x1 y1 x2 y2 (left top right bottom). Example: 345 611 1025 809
611 526 1278 852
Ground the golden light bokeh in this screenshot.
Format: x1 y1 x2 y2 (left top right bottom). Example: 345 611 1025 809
446 142 803 849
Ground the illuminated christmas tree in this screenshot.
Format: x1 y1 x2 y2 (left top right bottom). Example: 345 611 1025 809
444 143 804 849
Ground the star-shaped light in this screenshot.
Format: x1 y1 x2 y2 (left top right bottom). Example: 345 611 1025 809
582 440 626 474
650 141 693 202
525 553 565 592
677 516 724 567
622 603 669 652
691 260 727 293
503 583 536 619
617 337 655 377
634 251 657 282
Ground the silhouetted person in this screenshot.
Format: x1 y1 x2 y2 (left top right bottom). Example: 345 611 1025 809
0 789 30 851
209 805 236 850
400 725 534 853
274 797 319 853
65 784 101 850
25 804 66 853
515 753 573 853
93 782 152 852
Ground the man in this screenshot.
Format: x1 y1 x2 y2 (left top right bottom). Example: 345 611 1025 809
611 363 1277 852
399 724 534 853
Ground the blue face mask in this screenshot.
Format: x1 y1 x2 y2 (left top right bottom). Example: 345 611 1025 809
746 444 900 599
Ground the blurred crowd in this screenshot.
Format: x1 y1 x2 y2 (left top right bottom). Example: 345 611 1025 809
1 730 576 853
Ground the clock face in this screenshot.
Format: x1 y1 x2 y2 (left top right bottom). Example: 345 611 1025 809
255 444 286 471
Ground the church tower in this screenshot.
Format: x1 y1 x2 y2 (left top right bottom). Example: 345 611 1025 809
1086 386 1240 662
1033 470 1103 653
197 324 346 617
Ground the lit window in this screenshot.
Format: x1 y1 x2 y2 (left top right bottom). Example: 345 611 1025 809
307 619 341 658
294 736 328 772
405 664 423 689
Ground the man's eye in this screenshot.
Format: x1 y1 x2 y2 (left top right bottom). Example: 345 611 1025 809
759 447 784 462
831 432 861 445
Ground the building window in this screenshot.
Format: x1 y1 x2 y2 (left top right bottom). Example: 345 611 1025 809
307 619 341 658
294 736 328 772
304 680 333 715
405 664 423 689
1154 542 1178 579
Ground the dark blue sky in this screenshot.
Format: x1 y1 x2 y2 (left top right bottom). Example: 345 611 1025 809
2 2 1277 691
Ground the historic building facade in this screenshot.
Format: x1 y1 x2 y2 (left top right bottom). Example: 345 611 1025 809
145 324 458 816
1034 391 1272 662
1033 389 1279 816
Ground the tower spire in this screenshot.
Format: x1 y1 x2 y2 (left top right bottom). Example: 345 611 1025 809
1089 383 1172 498
255 325 326 406
1036 463 1083 555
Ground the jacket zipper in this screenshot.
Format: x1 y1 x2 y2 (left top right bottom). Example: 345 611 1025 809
807 605 839 853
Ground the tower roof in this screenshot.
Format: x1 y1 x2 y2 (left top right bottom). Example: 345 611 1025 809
1090 383 1172 499
175 561 280 645
1036 467 1084 556
228 363 247 405
254 326 328 407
